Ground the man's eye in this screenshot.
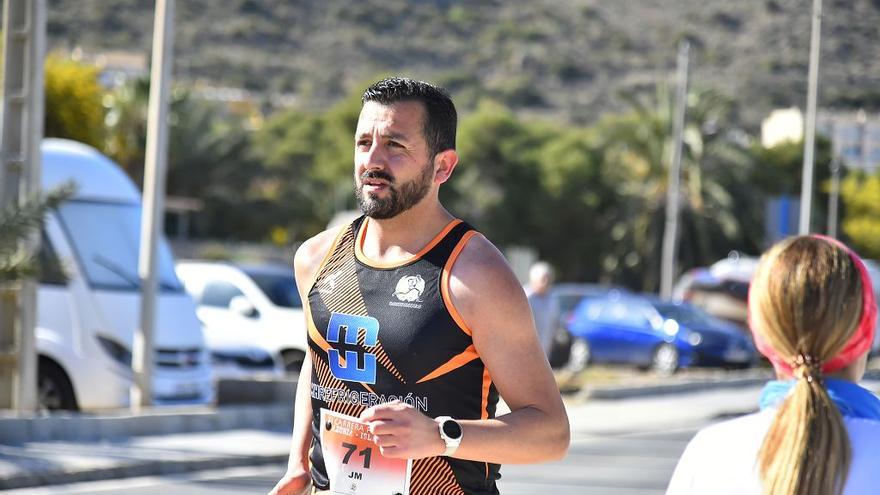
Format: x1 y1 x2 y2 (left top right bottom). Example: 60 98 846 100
356 140 371 149
388 141 404 148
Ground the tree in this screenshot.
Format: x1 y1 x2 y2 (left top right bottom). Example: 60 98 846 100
104 78 266 240
450 101 553 240
840 171 880 258
103 77 149 184
251 92 362 241
0 185 75 281
447 101 617 282
165 88 264 240
590 86 758 290
44 55 105 149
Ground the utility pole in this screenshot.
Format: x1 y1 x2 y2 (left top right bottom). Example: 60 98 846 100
0 0 46 413
827 157 840 238
799 0 823 234
132 0 175 410
660 41 689 300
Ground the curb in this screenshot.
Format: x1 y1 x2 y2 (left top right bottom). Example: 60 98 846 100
576 373 880 401
582 376 769 400
0 404 293 444
0 452 287 490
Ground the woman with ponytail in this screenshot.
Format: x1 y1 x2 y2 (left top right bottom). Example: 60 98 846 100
667 235 880 495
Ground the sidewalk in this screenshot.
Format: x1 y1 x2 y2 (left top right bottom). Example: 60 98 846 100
0 405 293 491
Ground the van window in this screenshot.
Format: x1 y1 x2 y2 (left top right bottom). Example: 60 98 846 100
38 232 67 285
200 281 245 308
56 200 184 292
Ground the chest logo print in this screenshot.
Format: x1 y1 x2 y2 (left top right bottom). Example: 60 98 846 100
326 312 379 384
393 275 425 303
318 271 342 296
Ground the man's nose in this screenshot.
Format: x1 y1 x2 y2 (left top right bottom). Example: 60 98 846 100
363 142 387 170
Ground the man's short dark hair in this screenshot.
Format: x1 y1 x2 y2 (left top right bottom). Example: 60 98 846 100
361 77 457 158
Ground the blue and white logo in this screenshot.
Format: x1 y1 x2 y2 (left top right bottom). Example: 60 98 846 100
326 312 380 384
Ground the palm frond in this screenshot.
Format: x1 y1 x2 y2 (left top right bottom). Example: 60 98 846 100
0 182 76 281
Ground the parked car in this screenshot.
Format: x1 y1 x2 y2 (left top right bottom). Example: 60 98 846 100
673 253 758 328
565 292 756 374
37 139 214 410
545 283 617 368
208 343 281 381
175 261 308 374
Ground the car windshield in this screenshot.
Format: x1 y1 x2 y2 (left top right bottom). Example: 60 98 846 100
654 303 717 327
246 271 302 308
558 294 589 314
56 200 184 292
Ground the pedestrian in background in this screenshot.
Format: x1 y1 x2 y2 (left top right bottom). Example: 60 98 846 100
667 235 880 494
526 261 559 358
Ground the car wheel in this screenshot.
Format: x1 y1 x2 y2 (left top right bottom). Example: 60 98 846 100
651 343 680 376
548 328 572 369
281 349 306 374
38 358 78 411
566 337 591 373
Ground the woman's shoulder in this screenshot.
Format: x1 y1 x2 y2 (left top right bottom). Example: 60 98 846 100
837 416 880 493
666 411 772 495
689 410 774 447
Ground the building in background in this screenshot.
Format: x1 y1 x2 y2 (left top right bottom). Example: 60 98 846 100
818 110 880 174
762 107 880 173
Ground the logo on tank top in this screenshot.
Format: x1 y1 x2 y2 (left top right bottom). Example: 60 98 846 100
390 274 425 309
326 312 379 384
318 271 342 296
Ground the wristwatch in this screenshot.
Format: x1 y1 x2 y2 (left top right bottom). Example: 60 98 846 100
435 416 463 456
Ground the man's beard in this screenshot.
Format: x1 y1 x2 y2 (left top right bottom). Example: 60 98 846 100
355 163 434 219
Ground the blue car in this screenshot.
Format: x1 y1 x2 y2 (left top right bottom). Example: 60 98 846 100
565 292 756 374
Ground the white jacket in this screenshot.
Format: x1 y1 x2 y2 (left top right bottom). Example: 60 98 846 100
667 409 880 494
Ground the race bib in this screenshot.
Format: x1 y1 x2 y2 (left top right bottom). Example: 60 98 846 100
320 408 412 495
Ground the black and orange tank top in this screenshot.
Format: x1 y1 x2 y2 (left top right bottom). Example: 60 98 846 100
305 216 501 495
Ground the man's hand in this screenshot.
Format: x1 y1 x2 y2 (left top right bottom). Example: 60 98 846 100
360 400 445 459
267 466 311 495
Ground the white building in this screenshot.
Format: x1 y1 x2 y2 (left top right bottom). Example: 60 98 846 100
761 107 880 173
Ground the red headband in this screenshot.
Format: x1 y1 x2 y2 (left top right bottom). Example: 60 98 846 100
749 235 878 376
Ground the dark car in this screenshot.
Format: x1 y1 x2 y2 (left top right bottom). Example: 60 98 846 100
545 283 615 368
564 293 756 374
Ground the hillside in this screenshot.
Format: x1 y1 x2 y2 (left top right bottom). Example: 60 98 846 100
46 0 880 127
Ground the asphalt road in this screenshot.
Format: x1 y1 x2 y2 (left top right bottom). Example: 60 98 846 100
13 385 763 494
14 427 697 494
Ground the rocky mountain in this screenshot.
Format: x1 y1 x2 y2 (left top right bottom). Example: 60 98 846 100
46 0 880 127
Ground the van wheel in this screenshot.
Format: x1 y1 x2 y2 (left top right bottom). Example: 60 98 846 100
38 358 78 411
281 350 306 374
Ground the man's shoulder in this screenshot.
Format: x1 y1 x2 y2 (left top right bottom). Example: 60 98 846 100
448 232 522 302
452 233 509 277
294 225 346 282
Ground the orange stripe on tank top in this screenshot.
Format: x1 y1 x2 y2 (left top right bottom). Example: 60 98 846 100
415 344 480 384
440 230 479 336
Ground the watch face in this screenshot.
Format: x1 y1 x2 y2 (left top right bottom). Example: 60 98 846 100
442 419 462 439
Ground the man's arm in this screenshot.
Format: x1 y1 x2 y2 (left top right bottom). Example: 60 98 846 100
268 228 340 495
362 234 570 464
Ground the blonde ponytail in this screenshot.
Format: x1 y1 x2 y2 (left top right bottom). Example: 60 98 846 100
750 237 863 495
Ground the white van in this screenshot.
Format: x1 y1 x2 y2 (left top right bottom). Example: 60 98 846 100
36 138 213 410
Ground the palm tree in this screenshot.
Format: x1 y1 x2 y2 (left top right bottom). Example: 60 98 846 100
0 185 75 282
593 85 759 291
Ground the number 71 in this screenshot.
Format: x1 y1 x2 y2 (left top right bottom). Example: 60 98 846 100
341 442 372 469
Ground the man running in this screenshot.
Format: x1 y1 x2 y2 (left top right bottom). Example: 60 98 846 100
269 77 570 495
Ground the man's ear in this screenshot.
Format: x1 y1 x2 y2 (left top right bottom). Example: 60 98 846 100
433 149 459 185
